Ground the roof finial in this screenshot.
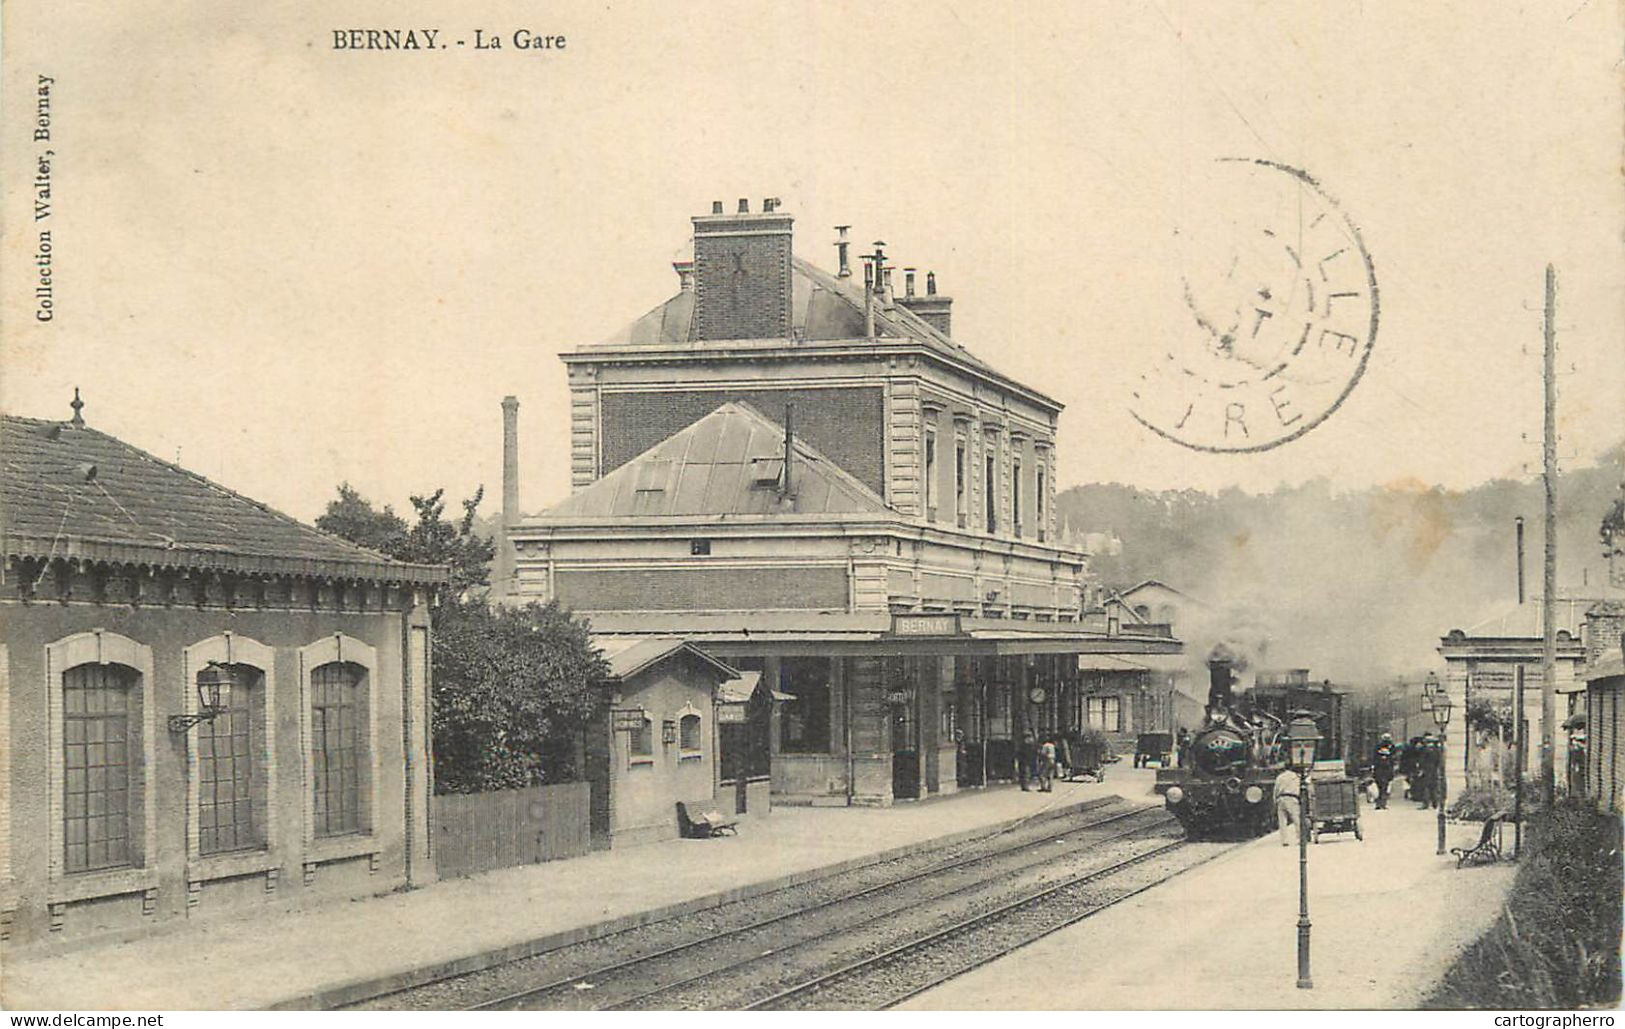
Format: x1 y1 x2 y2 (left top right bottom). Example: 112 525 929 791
70 387 84 427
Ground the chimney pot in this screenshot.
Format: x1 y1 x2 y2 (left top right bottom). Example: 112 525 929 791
835 225 852 278
926 271 937 296
904 268 916 297
763 197 780 213
737 198 750 214
711 200 724 214
69 387 85 427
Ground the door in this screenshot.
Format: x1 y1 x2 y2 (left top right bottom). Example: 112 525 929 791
891 694 920 800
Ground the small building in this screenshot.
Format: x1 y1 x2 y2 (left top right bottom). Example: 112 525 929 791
1580 603 1624 814
1439 596 1605 785
0 408 446 948
587 637 751 847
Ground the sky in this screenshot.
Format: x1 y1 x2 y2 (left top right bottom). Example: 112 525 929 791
4 0 1621 525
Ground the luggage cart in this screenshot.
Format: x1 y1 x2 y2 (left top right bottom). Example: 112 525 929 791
1308 777 1363 842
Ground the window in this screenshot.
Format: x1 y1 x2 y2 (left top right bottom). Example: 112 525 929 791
629 716 654 760
197 664 266 855
985 454 997 533
954 441 967 527
311 662 368 837
780 657 832 753
1036 469 1046 542
62 664 135 873
1012 458 1022 537
923 430 939 516
1087 696 1122 732
679 713 702 753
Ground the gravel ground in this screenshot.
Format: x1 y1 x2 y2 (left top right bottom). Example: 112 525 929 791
351 798 1161 1010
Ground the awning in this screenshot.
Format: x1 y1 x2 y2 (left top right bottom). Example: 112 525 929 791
1075 654 1150 672
716 671 793 704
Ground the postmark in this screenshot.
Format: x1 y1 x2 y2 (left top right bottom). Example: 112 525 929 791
1131 159 1379 453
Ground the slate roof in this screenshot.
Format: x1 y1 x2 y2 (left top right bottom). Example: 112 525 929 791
528 401 892 521
595 255 1001 378
1 415 446 584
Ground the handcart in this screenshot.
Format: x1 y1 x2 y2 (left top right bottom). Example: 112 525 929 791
1060 736 1106 783
1308 777 1362 843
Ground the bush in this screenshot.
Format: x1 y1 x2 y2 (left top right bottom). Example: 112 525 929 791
1449 783 1515 822
1426 800 1622 1009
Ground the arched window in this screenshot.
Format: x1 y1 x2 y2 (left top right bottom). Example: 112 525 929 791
679 713 702 753
310 661 369 837
197 664 267 855
62 663 137 873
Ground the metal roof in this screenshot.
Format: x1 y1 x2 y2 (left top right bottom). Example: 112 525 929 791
528 401 891 521
596 255 998 376
1 415 447 584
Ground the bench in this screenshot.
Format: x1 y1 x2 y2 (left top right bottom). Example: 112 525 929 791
676 801 738 839
1450 815 1502 868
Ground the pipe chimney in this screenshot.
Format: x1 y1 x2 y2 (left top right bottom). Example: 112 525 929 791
835 226 851 278
499 395 520 594
904 268 916 298
1207 657 1235 714
926 271 937 296
781 403 795 498
1516 516 1526 605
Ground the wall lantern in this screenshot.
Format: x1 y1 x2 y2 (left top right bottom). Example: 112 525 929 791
169 661 232 732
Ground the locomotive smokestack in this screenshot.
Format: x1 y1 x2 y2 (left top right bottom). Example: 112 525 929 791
1207 656 1235 715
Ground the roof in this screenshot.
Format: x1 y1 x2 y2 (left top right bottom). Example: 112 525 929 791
1075 654 1150 672
1461 596 1601 639
587 256 1063 409
592 635 739 682
1119 579 1206 605
1 415 446 584
527 401 891 520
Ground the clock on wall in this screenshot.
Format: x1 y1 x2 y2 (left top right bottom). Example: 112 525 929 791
1028 686 1047 705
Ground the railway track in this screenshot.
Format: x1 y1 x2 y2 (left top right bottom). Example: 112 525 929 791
748 838 1224 1010
348 798 1168 1011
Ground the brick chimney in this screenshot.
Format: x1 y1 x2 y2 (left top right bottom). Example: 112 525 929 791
898 269 953 336
691 197 794 341
498 395 520 594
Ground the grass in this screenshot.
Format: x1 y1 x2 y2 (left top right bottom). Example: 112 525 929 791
1424 800 1622 1009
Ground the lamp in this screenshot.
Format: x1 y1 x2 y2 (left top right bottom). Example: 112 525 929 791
1285 715 1322 771
169 661 232 732
1283 712 1321 990
1430 680 1452 855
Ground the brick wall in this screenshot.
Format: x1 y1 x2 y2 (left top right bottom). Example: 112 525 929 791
599 386 886 493
554 565 849 612
692 218 792 341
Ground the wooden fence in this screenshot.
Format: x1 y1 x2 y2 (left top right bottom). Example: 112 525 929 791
433 781 592 880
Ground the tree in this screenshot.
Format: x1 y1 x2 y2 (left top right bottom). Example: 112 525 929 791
431 598 609 793
315 483 494 596
315 483 408 555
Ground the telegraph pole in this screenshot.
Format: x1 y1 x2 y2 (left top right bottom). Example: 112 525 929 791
1540 265 1558 808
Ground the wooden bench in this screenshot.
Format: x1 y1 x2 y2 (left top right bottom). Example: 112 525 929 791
676 801 738 839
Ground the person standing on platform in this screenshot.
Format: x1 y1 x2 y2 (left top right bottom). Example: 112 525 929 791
1017 732 1036 792
1417 732 1439 809
1371 733 1398 810
1037 738 1057 792
1274 766 1304 846
1176 727 1192 769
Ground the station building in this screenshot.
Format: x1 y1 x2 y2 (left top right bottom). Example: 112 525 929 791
501 198 1180 808
0 407 445 948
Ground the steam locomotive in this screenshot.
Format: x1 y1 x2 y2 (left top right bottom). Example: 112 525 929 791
1155 656 1290 838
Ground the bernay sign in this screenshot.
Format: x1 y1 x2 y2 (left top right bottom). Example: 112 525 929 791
890 614 963 638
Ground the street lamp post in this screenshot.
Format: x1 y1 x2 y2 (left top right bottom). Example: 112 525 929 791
1285 714 1323 990
1425 674 1454 855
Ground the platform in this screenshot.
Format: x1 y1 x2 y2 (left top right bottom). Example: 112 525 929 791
1 772 1150 1010
901 800 1520 1009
